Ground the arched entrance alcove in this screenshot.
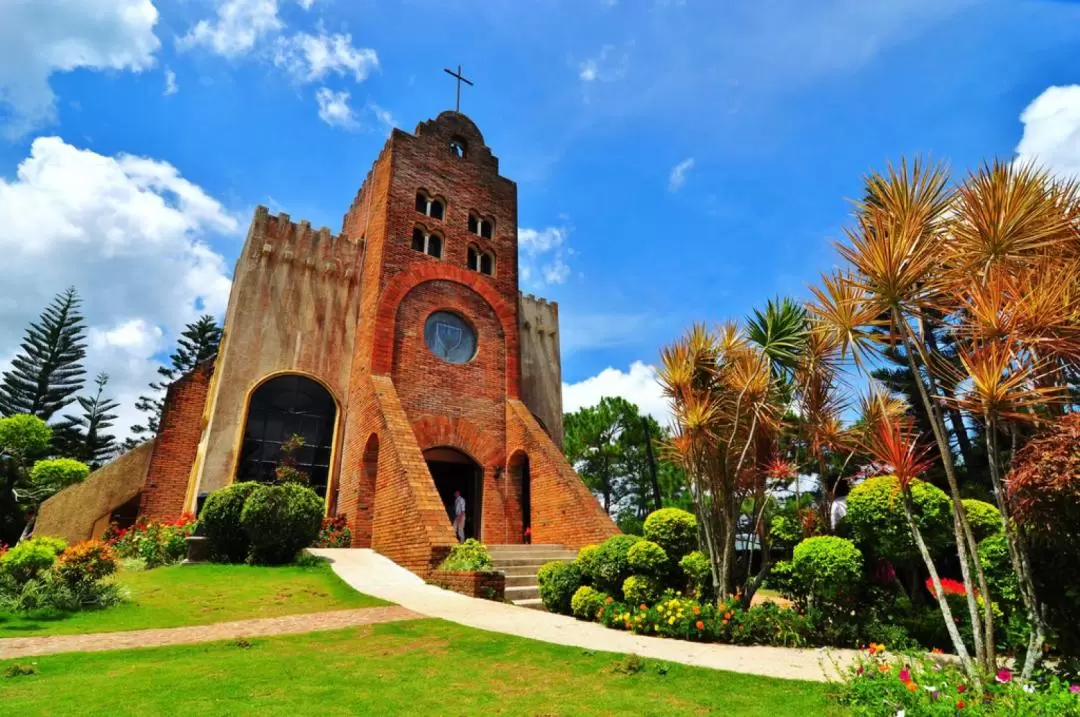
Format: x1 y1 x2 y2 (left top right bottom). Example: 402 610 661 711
423 447 482 541
236 374 338 499
507 450 530 542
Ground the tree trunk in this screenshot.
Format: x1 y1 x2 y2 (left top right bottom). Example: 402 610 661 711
642 417 662 511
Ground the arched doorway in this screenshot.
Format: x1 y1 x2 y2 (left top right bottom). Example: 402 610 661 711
236 374 337 499
423 447 482 541
508 450 531 543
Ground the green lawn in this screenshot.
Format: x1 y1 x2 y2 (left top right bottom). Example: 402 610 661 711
0 619 845 716
0 562 386 638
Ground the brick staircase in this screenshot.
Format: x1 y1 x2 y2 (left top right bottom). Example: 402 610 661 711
487 544 578 610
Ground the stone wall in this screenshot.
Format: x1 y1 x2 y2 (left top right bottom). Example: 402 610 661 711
35 440 155 544
428 569 506 601
518 294 564 448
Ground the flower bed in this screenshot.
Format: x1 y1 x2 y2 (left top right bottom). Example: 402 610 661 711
103 513 196 568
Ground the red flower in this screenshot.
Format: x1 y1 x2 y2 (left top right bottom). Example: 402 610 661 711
957 699 965 709
695 620 704 630
957 684 966 694
925 577 968 599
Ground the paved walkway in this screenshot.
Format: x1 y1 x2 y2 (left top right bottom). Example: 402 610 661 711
0 605 421 659
310 548 857 682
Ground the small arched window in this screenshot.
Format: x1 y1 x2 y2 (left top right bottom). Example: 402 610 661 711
412 227 442 259
467 245 495 276
415 192 445 220
468 213 494 240
449 137 466 158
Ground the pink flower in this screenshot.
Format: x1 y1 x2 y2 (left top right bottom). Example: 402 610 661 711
996 668 1012 684
899 667 911 683
1070 684 1080 694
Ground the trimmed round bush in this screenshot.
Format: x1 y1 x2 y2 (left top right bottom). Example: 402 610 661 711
30 458 90 494
846 476 952 565
240 483 324 565
537 560 582 616
962 499 1003 542
978 533 1020 609
0 536 67 584
792 536 863 604
626 540 668 577
53 541 117 586
622 574 662 606
679 550 713 599
199 481 261 563
588 534 643 597
575 544 599 585
571 585 606 621
438 539 493 571
643 508 697 562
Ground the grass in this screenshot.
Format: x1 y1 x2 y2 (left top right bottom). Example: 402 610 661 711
0 562 386 638
0 619 846 716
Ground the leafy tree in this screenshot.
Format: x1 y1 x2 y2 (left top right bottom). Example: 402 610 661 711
56 372 120 469
0 415 52 543
128 315 221 443
0 287 87 421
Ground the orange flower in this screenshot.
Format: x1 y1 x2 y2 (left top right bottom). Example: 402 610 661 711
877 664 890 674
695 620 704 630
692 605 701 615
931 647 943 655
605 597 614 604
724 612 732 620
906 681 918 693
956 700 965 709
640 604 648 611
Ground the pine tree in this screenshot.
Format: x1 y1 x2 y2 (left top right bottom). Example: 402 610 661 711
0 287 87 421
57 372 120 469
128 315 222 443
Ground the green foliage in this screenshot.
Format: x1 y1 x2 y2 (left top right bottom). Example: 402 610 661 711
642 507 697 562
0 535 67 584
979 533 1020 609
0 414 52 461
53 540 117 586
963 498 1003 542
240 483 324 565
622 574 662 606
273 434 309 486
537 560 582 616
587 534 643 597
199 482 260 563
768 514 801 551
438 539 493 571
575 544 599 584
744 296 809 376
570 585 607 620
0 287 87 422
29 458 90 497
56 372 119 469
846 476 952 565
104 514 196 568
791 536 863 604
626 540 668 577
679 550 714 601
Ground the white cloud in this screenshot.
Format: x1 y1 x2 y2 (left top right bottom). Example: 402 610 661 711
1016 85 1080 179
519 226 572 288
297 0 317 8
668 157 694 191
273 31 378 84
367 102 397 133
0 137 238 440
316 87 357 128
578 44 629 83
563 361 670 425
0 0 160 137
179 0 283 57
164 67 178 95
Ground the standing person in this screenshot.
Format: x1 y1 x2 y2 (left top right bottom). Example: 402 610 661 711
453 490 466 542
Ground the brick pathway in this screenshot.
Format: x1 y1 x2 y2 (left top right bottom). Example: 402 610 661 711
0 605 421 659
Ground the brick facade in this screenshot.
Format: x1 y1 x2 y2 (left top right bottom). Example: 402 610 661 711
429 570 506 601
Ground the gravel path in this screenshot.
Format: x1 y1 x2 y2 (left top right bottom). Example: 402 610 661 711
0 605 421 659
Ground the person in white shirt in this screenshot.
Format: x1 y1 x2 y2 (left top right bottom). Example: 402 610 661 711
453 490 466 542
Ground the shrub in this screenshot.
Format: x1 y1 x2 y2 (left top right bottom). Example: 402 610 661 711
846 476 952 565
314 514 352 548
537 561 582 615
105 514 196 568
679 550 713 600
0 536 67 584
0 540 121 614
626 540 668 577
199 481 260 563
588 534 643 597
571 585 606 621
622 575 662 606
240 483 324 565
575 544 599 584
791 536 862 605
0 414 51 459
53 541 117 586
438 539 493 571
643 508 697 562
979 533 1020 609
29 458 90 495
963 498 1003 542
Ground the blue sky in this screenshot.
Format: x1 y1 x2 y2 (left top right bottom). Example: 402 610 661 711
2 0 1080 434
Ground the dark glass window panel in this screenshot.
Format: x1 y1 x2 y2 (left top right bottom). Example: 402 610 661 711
412 228 425 251
467 246 478 270
468 215 478 234
238 375 336 498
480 253 493 275
424 311 477 364
415 194 426 213
430 200 444 220
428 235 442 258
480 221 493 240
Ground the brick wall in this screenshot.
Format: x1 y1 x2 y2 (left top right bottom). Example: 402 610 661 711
140 361 215 520
428 570 506 601
506 400 619 548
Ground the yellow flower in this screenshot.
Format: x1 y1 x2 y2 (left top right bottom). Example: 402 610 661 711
668 617 676 625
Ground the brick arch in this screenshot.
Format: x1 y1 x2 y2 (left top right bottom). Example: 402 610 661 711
372 262 519 398
411 415 500 471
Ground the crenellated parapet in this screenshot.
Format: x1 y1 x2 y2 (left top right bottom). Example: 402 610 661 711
518 292 563 447
246 206 364 284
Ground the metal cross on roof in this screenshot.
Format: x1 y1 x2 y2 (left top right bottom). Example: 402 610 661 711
443 64 474 113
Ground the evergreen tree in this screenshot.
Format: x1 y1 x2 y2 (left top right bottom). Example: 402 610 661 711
58 372 120 469
0 287 87 421
128 315 222 442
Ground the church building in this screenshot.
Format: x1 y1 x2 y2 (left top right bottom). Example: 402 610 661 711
37 110 617 575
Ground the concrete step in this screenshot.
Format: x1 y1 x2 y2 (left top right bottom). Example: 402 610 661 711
504 574 540 588
505 585 541 601
489 553 578 563
488 558 567 569
513 597 546 611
